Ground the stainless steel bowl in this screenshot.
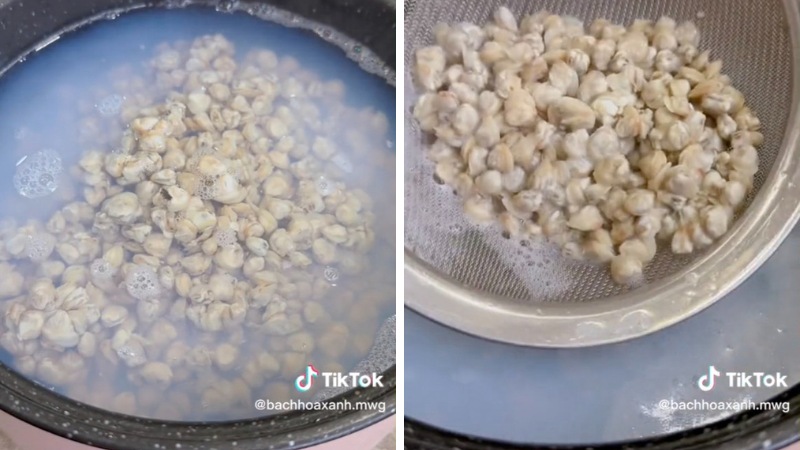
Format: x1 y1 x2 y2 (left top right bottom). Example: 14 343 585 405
404 0 800 347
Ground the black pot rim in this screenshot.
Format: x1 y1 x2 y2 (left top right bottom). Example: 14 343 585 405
0 365 396 450
0 0 396 448
0 365 395 450
404 381 800 450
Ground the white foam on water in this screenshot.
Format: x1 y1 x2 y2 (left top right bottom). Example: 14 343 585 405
409 147 575 301
193 0 396 86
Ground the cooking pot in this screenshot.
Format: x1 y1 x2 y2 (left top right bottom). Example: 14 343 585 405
0 0 396 449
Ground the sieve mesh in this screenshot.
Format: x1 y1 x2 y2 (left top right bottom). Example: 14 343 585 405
404 0 793 303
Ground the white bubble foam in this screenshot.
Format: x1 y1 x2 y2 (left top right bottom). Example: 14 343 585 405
125 265 160 300
315 176 334 197
90 258 114 280
407 150 575 302
245 4 394 85
26 234 56 263
214 228 237 247
197 175 219 200
312 315 395 402
13 149 63 199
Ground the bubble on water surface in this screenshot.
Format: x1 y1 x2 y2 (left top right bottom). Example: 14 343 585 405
13 149 63 199
125 265 160 300
90 258 114 280
323 266 340 284
26 233 56 262
197 175 220 200
315 176 334 196
214 228 237 247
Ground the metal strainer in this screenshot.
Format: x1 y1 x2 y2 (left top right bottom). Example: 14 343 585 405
404 0 800 347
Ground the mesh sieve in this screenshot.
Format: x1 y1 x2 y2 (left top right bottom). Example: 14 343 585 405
404 0 800 346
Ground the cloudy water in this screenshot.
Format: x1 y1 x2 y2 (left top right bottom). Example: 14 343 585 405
0 6 395 420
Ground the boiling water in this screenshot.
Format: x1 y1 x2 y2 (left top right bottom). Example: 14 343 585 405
0 7 395 420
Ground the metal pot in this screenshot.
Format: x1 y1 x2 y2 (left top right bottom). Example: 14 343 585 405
0 1 396 449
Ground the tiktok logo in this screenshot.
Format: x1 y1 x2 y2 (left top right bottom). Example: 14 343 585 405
698 365 721 391
295 365 319 392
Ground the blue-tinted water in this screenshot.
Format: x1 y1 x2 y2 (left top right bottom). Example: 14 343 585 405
0 7 394 208
0 7 395 421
